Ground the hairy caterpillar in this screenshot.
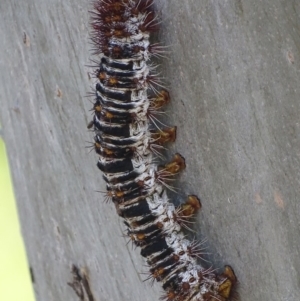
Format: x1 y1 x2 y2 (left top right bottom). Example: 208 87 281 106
86 0 237 300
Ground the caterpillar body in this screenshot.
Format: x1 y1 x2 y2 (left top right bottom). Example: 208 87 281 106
87 0 237 300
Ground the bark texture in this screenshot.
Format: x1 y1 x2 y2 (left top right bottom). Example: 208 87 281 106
0 1 299 301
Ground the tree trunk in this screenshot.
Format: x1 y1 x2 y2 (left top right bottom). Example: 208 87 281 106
1 1 299 300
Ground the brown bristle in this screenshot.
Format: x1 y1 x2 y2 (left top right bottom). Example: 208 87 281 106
187 195 201 208
115 190 124 198
136 233 146 240
160 290 177 301
94 142 101 152
150 90 170 109
163 153 186 175
151 127 177 144
104 148 114 156
130 221 138 228
180 195 202 217
103 15 112 23
103 30 112 38
132 0 154 14
139 11 159 32
108 77 118 86
150 267 165 282
155 154 185 186
105 111 114 119
94 104 101 113
113 29 130 38
218 280 233 300
217 266 237 300
223 266 237 284
97 1 125 14
98 71 106 80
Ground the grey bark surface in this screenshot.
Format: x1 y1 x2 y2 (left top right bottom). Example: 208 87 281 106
1 0 300 301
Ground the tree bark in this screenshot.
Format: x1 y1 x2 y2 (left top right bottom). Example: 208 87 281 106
1 1 299 301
